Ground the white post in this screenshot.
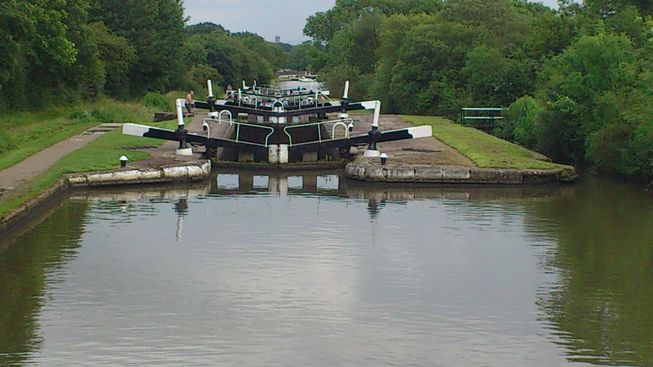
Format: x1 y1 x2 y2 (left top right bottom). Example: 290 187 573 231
175 98 193 156
362 100 382 158
207 80 214 98
176 99 185 126
372 100 381 128
268 145 279 164
343 80 350 99
279 144 289 164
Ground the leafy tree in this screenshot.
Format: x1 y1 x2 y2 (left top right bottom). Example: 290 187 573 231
233 32 288 69
498 96 542 147
287 42 326 71
89 0 186 95
186 64 223 93
461 46 530 107
585 0 653 16
535 33 641 168
89 22 136 98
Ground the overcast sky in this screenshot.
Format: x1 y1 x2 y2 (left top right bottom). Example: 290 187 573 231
184 0 561 45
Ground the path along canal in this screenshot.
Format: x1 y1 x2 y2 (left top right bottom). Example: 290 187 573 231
1 173 652 366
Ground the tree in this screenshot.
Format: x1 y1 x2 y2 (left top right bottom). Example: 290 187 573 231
234 32 288 69
535 33 639 165
186 64 223 92
89 22 136 99
287 42 326 71
89 0 186 95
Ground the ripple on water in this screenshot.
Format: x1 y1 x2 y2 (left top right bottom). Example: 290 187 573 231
1 183 652 366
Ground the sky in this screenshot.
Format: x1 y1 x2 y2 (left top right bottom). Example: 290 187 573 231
184 0 561 45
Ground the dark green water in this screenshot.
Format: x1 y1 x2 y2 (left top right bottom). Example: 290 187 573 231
1 173 652 366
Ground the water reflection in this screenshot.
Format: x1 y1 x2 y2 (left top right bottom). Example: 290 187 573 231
1 174 651 366
0 201 89 367
524 177 653 366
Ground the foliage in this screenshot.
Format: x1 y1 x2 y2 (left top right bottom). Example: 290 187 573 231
89 22 137 99
0 98 151 172
1 2 289 110
89 0 186 95
287 42 326 71
142 92 171 112
0 0 103 107
183 26 277 90
297 0 653 180
498 96 542 148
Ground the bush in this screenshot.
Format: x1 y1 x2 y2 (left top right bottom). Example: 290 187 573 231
142 92 171 111
535 96 584 163
587 122 634 174
186 64 223 91
0 131 15 154
619 121 653 180
67 110 94 123
498 96 541 148
89 100 150 124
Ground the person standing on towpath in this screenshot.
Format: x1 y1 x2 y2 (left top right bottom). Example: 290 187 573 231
185 90 194 116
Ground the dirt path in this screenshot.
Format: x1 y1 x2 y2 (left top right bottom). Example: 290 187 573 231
350 114 475 167
0 124 121 192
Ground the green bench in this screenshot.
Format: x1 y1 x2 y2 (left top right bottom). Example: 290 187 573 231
460 108 507 129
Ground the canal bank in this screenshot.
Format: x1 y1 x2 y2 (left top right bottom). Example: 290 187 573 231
0 112 576 234
0 160 212 235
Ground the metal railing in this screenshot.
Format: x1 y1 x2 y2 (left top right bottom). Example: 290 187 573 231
203 117 275 148
283 118 354 147
236 92 330 111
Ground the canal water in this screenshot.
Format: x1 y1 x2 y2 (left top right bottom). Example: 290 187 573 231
1 173 652 366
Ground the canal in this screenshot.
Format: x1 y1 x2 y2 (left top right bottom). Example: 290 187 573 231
1 173 652 366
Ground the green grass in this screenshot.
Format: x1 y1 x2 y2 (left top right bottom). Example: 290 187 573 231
0 98 153 171
0 94 183 219
0 119 177 218
402 115 569 170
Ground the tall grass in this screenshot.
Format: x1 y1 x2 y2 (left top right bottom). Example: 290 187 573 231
0 98 151 171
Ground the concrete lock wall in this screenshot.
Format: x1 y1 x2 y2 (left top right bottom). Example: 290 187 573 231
345 160 576 184
67 161 211 187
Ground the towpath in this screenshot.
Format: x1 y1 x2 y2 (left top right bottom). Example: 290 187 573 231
0 115 208 200
0 124 121 194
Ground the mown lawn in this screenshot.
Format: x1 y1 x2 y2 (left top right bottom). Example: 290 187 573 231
402 115 569 170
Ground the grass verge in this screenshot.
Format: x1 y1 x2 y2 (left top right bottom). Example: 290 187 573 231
0 98 153 171
402 115 569 170
0 120 176 218
0 92 184 220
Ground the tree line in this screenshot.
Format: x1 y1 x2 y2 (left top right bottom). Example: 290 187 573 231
0 0 288 109
298 0 653 181
2 0 651 180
